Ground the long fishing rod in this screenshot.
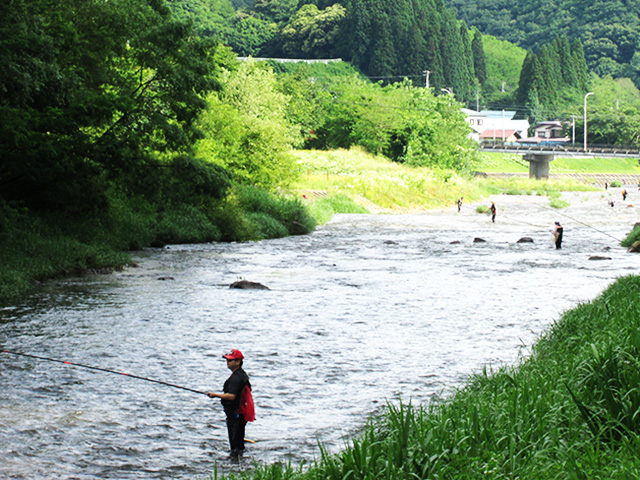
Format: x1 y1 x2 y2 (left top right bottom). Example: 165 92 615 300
516 195 624 243
2 349 208 396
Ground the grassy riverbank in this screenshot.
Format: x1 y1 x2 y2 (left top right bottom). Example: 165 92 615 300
293 148 597 214
216 275 640 480
0 185 316 304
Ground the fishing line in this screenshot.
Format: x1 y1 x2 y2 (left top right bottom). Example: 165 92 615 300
520 195 624 242
491 212 549 229
2 349 208 396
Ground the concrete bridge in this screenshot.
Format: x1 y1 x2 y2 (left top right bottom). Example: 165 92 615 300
480 143 640 179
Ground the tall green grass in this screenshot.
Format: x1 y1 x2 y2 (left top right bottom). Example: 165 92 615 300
215 276 640 480
622 225 640 247
305 194 369 225
294 147 486 210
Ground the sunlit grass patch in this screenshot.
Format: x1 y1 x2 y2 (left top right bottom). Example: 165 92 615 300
553 156 640 174
476 152 528 173
294 148 484 211
473 176 597 195
304 194 369 225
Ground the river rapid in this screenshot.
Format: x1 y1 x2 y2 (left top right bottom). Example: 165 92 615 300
1 192 639 479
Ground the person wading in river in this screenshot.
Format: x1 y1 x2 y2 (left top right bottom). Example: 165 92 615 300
553 221 564 249
207 349 252 457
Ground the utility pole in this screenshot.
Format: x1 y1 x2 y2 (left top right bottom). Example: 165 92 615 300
423 70 430 89
476 90 480 112
570 115 576 145
584 92 594 151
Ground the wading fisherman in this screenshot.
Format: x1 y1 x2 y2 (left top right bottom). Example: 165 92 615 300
457 197 463 213
490 202 496 223
553 221 563 249
207 349 252 457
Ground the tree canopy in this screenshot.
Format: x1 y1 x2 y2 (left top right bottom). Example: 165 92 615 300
0 0 226 212
515 36 589 124
448 0 640 88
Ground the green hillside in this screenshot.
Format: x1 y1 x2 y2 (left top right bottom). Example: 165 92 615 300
447 0 640 88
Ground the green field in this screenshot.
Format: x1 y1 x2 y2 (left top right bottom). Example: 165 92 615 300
479 151 640 174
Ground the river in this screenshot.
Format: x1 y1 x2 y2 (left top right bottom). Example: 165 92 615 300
1 192 639 479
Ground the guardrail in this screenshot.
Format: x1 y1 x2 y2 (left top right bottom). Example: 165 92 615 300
479 142 640 157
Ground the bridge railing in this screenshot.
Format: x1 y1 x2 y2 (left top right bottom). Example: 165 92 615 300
479 141 640 156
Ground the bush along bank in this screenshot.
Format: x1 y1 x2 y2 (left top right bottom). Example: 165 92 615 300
218 275 640 480
0 185 316 305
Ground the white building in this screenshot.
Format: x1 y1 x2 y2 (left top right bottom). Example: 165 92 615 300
462 109 530 142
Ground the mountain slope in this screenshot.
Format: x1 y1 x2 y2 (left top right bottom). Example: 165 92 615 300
447 0 640 84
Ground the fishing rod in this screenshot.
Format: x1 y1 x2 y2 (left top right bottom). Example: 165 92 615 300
2 349 208 396
516 195 625 243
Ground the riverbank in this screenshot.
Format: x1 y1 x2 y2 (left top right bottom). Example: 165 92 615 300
217 277 640 480
0 185 318 305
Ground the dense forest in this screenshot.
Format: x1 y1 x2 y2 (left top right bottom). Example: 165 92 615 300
163 0 640 130
167 0 488 105
447 0 640 89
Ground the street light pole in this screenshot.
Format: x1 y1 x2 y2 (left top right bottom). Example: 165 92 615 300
584 92 594 151
423 70 430 89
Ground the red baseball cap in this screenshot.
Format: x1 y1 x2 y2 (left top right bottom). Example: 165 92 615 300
222 349 244 360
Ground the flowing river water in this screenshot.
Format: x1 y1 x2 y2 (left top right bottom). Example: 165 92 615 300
1 191 639 479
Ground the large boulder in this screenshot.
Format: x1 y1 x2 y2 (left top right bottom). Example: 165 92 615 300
516 237 534 243
230 280 270 290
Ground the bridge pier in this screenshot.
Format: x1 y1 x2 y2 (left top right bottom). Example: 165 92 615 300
524 153 556 179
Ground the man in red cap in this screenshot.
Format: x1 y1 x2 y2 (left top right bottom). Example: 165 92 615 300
207 349 251 457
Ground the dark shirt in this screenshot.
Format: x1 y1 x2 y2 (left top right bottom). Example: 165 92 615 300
222 368 250 415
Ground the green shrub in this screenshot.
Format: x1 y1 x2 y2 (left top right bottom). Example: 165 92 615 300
611 180 622 187
622 225 640 247
246 212 289 239
234 185 316 237
154 205 222 246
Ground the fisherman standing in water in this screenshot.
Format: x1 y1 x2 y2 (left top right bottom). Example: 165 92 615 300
490 202 496 223
457 197 463 212
553 221 563 249
208 349 253 457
